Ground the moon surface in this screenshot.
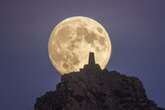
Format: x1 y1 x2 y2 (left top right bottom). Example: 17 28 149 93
48 16 112 75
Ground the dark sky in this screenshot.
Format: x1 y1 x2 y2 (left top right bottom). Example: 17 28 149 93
0 0 164 109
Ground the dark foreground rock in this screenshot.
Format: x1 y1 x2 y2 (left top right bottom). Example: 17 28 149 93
35 53 164 110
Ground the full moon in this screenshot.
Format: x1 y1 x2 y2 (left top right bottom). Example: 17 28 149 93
48 16 112 75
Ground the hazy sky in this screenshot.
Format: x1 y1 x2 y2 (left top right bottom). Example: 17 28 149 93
0 0 164 110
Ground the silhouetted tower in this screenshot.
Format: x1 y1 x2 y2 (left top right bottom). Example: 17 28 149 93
88 52 96 65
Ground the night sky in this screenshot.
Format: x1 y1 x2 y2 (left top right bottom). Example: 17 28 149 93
0 0 165 110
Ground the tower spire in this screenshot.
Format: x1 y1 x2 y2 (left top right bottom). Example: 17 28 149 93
88 52 96 65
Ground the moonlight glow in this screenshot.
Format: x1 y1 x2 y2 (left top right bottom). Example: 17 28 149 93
48 16 112 75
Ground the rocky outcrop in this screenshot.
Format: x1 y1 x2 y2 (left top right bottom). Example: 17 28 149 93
34 53 164 110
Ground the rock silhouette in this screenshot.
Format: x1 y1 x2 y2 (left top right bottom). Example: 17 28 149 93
35 53 164 110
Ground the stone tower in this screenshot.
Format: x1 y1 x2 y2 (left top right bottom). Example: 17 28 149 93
88 52 96 65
